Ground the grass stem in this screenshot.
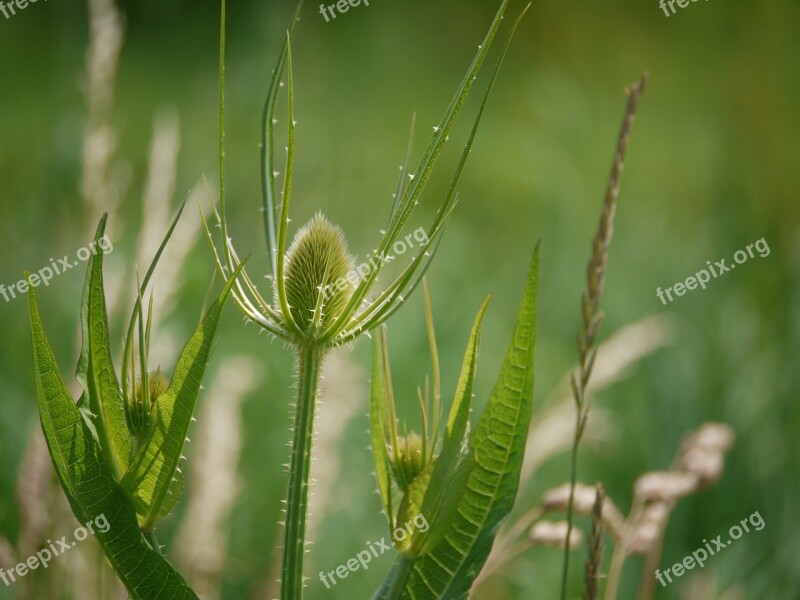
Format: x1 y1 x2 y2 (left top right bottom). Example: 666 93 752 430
558 72 647 600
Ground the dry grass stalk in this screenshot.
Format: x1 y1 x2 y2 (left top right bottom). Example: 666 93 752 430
521 313 675 481
602 422 735 600
561 71 649 600
542 483 625 539
308 349 367 538
134 117 205 349
81 0 125 225
530 521 585 550
583 484 606 600
0 535 15 571
15 429 55 559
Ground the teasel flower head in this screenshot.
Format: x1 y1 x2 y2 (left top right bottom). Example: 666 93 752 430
371 283 444 499
280 213 356 335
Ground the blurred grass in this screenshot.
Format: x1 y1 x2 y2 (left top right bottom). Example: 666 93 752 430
1 0 798 598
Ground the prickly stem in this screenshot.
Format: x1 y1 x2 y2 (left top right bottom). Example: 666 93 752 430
281 345 325 600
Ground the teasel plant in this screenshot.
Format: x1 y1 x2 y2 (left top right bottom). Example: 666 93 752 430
368 248 539 599
26 213 242 600
202 1 529 598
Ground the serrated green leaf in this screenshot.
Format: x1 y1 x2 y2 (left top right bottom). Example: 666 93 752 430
157 462 185 520
75 214 131 480
394 298 489 557
400 243 540 600
121 265 243 531
28 280 199 600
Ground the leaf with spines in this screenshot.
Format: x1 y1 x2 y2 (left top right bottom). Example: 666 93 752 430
399 244 540 599
28 278 199 600
122 200 187 407
121 263 244 531
158 462 185 520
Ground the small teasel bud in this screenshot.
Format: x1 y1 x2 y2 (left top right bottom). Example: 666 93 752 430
391 432 426 489
281 213 356 336
130 369 170 435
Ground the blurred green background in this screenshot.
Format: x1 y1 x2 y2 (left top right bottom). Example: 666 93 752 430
0 0 798 598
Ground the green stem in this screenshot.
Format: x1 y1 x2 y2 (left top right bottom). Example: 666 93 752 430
371 554 414 600
281 345 324 600
560 428 581 600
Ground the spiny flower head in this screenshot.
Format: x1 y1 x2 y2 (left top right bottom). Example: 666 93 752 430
281 213 355 336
